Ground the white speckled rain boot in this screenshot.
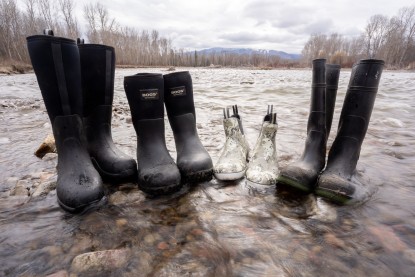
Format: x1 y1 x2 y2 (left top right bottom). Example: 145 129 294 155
214 105 250 181
246 106 279 185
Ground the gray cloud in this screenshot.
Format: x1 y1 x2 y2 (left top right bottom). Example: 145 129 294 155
69 0 415 53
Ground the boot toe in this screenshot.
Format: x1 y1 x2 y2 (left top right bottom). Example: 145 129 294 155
138 163 182 195
214 160 247 181
56 172 105 213
178 152 213 182
277 163 318 192
315 173 356 203
246 167 277 185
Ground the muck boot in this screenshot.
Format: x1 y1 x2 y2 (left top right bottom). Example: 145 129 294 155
78 40 137 183
316 59 384 204
246 105 279 185
214 105 250 181
163 71 213 183
277 59 328 192
124 73 181 195
27 30 104 212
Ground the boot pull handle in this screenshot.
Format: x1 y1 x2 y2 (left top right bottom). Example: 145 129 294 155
267 105 273 115
77 38 85 45
43 29 54 36
223 107 231 119
271 113 277 124
232 105 239 116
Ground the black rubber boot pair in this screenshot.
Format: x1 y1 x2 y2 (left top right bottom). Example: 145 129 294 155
277 59 339 192
124 71 213 195
277 59 384 204
27 30 137 212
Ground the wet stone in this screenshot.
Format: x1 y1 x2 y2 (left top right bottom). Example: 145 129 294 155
10 180 29 196
35 134 56 158
116 218 128 228
324 233 346 249
31 180 57 197
43 153 58 161
70 248 130 273
403 249 415 263
46 270 69 277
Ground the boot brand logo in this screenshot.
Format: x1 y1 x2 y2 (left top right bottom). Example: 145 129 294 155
140 89 159 100
170 86 186 97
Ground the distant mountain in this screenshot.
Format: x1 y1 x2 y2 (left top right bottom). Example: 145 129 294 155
194 47 301 60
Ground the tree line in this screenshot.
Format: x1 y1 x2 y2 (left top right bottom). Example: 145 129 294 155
1 0 414 69
301 6 415 69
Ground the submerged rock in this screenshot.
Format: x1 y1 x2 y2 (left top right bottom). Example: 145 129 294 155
10 180 29 196
35 134 56 158
31 180 57 197
70 248 130 273
45 270 68 277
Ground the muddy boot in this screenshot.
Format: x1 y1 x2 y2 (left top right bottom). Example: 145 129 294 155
246 106 279 185
316 59 384 204
124 73 181 195
277 59 327 192
214 105 250 181
163 71 213 183
27 30 104 212
78 41 137 183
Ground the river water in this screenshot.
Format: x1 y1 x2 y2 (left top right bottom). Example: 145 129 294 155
0 68 414 276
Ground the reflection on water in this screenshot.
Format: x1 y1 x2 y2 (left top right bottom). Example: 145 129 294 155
1 68 415 276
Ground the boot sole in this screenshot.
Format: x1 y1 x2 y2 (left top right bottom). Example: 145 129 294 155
138 182 183 196
182 168 213 183
276 175 313 193
315 187 352 204
214 170 245 181
57 196 107 213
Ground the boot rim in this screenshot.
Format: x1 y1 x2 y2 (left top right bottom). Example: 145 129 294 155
26 35 75 44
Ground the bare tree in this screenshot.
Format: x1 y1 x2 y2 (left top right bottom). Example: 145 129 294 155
58 0 78 38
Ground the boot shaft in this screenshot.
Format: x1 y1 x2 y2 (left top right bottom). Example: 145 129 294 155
163 71 196 119
327 59 384 173
341 59 384 123
124 73 165 124
27 34 83 121
307 59 326 134
325 64 341 138
78 43 116 116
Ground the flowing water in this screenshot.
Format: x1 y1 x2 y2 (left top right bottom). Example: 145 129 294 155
0 68 414 276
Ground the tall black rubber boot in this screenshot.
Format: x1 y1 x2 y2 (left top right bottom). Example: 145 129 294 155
163 71 213 183
276 59 327 192
124 73 182 195
325 64 341 139
316 59 384 204
78 41 137 183
27 31 104 212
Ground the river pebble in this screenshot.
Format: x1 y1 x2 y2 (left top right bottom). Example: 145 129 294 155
32 180 57 197
10 180 29 196
46 270 68 277
35 134 56 158
70 248 130 273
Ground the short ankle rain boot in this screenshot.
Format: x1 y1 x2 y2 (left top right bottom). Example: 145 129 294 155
163 71 213 183
214 105 250 181
78 41 137 183
124 73 181 195
27 30 104 212
246 106 279 185
277 59 328 192
316 59 384 204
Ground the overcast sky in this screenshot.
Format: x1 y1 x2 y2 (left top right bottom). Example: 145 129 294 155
75 0 414 53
